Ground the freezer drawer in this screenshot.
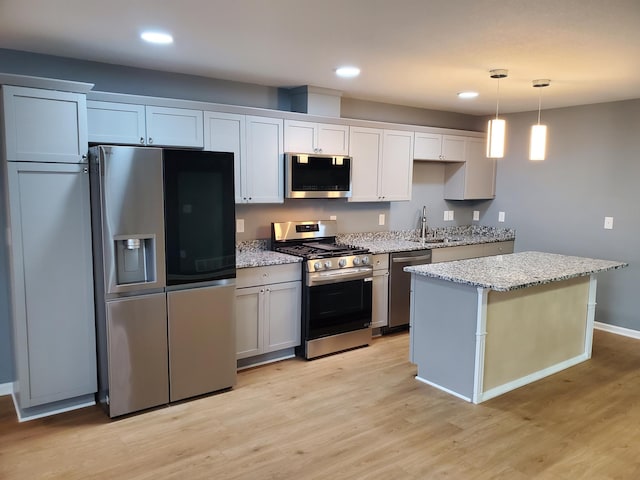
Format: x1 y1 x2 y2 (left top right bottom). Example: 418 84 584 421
106 293 168 417
167 283 237 402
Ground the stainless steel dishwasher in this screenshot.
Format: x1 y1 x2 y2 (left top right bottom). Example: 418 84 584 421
388 249 432 329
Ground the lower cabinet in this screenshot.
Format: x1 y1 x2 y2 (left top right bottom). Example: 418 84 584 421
371 254 390 329
235 264 301 360
431 240 515 263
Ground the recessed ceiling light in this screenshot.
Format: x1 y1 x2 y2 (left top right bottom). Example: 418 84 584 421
335 66 361 78
458 91 479 99
140 31 174 45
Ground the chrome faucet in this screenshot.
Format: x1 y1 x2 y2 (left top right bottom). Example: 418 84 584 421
420 206 428 241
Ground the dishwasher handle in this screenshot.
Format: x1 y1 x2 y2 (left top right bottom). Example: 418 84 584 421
392 254 431 264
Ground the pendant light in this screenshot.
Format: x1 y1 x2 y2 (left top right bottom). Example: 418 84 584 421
486 69 508 158
529 79 550 161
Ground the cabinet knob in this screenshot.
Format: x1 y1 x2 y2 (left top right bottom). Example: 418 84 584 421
83 167 89 174
140 137 145 145
81 154 87 160
260 289 264 294
148 137 153 144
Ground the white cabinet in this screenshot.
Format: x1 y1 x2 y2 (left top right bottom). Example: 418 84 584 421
6 162 96 409
2 86 88 163
349 127 414 202
284 120 349 155
444 138 496 200
431 240 514 263
414 133 465 162
243 115 284 203
236 264 301 360
87 101 204 148
371 254 389 329
204 111 245 204
204 113 284 204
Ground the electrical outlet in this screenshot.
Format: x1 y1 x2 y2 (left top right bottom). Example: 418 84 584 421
236 219 245 233
443 210 448 221
330 215 337 220
378 213 385 226
604 216 614 229
498 211 506 222
473 210 480 221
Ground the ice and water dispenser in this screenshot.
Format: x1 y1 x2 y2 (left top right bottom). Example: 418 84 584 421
114 235 157 285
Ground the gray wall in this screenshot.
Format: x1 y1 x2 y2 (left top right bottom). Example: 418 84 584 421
482 100 640 329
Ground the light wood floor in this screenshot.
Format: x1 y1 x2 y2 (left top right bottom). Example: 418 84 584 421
2 330 640 479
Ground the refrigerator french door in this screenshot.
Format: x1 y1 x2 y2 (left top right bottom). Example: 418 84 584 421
90 146 236 417
163 149 236 402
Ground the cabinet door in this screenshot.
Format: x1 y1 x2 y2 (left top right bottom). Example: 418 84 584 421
264 281 301 353
441 135 466 162
87 101 146 145
482 241 514 257
371 270 389 328
414 132 442 160
2 86 87 163
244 115 284 203
7 162 96 408
317 123 349 155
463 138 496 199
380 129 414 201
145 106 204 148
349 126 383 202
236 286 264 359
284 119 316 154
204 111 246 203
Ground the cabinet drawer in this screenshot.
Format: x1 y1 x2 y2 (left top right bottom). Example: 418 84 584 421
483 240 514 257
371 253 389 271
236 263 301 288
431 244 485 263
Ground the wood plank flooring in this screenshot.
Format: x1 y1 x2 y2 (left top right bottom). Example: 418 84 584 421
1 330 640 479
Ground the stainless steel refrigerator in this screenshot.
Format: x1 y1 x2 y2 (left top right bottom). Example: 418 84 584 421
89 145 236 417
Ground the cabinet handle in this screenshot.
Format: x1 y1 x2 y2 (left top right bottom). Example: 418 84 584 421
148 137 153 144
140 137 145 145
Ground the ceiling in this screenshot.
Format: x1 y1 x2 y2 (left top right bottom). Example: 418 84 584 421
1 0 639 115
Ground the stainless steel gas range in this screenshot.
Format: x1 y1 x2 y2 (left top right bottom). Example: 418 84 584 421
272 220 373 359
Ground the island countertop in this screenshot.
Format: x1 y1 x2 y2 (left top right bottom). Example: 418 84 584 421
404 251 627 292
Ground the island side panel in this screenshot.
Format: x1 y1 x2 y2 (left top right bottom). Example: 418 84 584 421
410 275 479 401
482 276 590 397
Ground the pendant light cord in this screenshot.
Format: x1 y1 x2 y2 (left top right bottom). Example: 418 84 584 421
495 77 500 120
537 87 542 125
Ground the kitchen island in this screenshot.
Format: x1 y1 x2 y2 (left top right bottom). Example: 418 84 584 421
405 252 627 403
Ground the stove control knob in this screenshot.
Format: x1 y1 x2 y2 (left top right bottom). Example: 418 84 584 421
353 257 361 266
362 256 370 265
338 259 347 268
324 260 333 269
314 261 323 271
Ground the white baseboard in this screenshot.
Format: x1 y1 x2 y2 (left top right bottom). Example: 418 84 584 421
0 382 13 396
415 375 472 403
594 321 640 340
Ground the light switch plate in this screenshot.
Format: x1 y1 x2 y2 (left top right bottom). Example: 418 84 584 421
236 219 245 233
473 210 480 221
330 215 337 220
378 213 385 226
498 211 506 222
443 210 448 221
604 216 614 229
448 210 455 221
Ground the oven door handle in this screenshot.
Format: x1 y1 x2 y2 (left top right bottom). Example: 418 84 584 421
307 268 373 286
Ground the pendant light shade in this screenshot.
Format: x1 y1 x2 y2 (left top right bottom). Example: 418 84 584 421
487 69 508 158
529 79 550 161
487 118 506 158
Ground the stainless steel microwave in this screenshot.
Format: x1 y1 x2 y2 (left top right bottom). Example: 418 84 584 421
285 153 352 198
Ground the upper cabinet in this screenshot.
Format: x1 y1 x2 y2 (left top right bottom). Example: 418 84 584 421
205 112 284 204
444 138 496 200
284 120 349 155
414 132 465 162
87 101 204 148
349 127 414 202
2 86 88 163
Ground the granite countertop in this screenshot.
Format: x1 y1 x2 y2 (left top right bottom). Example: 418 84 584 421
338 226 516 255
404 251 627 292
236 240 302 269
